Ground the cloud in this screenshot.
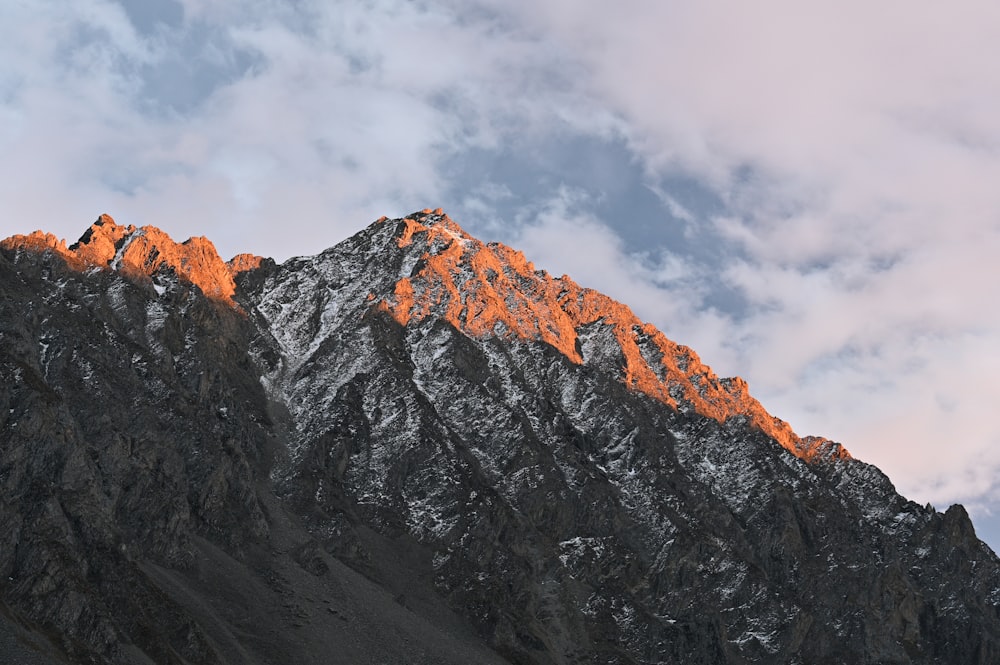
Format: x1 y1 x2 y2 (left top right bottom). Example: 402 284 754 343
0 0 599 259
467 1 1000 516
5 0 1000 540
511 184 1000 514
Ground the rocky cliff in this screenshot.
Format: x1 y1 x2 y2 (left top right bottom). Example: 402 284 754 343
1 211 998 664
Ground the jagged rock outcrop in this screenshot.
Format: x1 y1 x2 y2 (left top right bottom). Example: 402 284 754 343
1 212 998 664
1 214 260 306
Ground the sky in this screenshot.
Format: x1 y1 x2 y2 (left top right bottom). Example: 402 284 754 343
3 1 1000 550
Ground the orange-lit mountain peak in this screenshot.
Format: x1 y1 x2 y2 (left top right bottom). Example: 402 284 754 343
1 215 264 307
0 211 848 462
378 210 583 362
2 230 68 255
374 210 850 463
394 209 475 248
69 213 137 266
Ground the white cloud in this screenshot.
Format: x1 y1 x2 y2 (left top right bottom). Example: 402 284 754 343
5 0 1000 539
0 0 596 259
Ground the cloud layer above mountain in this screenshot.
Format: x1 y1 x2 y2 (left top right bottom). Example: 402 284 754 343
3 0 1000 543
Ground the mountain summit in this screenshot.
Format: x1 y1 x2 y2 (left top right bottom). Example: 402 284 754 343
372 210 847 462
1 211 998 664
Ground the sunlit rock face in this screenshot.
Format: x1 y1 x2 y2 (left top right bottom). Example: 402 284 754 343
1 211 999 664
1 214 260 305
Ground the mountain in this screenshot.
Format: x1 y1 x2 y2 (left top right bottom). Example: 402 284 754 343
1 210 998 664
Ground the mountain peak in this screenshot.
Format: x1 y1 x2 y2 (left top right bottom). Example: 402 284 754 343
1 215 263 306
370 211 849 463
8 208 997 665
68 213 138 267
0 211 847 461
390 208 474 247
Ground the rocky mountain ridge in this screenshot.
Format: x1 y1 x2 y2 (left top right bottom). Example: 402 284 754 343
1 211 998 664
1 214 263 306
372 211 847 462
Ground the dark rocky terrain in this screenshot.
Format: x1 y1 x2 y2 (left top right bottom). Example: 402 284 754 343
1 211 998 664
